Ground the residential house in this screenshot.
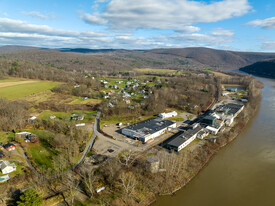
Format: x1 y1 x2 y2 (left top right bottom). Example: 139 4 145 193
0 175 10 183
0 161 16 174
15 132 38 143
4 143 16 151
71 114 85 121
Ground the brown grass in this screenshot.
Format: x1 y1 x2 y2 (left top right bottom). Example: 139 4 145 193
0 80 39 88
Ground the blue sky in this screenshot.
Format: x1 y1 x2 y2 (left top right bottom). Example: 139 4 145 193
0 0 275 51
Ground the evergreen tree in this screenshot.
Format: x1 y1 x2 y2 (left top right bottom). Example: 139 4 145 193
17 188 43 206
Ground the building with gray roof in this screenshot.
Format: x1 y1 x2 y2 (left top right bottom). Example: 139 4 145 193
122 118 176 143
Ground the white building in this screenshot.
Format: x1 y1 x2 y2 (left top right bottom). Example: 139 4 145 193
225 115 234 126
206 126 220 135
0 161 16 174
0 175 10 183
158 111 178 119
122 118 176 143
166 125 204 151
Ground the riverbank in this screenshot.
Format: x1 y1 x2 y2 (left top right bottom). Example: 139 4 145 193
149 82 262 203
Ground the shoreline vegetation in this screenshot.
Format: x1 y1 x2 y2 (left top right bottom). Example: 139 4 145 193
148 79 262 205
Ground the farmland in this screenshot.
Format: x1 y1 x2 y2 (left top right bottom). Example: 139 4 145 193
133 68 178 74
0 79 60 99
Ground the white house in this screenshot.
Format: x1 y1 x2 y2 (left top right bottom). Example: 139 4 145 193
158 111 178 119
0 161 16 174
0 175 10 183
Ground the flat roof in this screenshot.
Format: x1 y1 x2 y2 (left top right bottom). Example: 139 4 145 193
224 103 244 115
122 118 175 136
166 125 203 148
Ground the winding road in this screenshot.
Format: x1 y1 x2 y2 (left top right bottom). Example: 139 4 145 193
73 110 101 169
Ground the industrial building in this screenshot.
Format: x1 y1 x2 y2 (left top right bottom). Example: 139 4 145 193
158 111 178 119
121 118 176 143
165 124 204 152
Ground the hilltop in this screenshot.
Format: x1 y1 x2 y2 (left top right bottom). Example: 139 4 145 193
240 59 275 78
1 46 275 71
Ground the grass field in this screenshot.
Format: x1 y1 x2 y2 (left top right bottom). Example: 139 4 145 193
0 77 26 83
133 68 177 74
26 130 58 169
69 97 102 105
204 68 230 77
0 132 14 143
39 110 72 120
0 81 61 99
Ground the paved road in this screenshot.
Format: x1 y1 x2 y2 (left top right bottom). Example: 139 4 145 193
73 110 101 169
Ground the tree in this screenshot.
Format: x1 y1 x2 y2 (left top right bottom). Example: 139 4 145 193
118 150 137 167
79 168 97 198
119 171 137 196
17 188 43 206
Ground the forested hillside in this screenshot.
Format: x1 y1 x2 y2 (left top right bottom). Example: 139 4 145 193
240 59 275 78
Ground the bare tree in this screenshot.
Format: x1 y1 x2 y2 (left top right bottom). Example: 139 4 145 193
118 150 137 167
63 173 81 206
79 168 97 198
118 171 136 196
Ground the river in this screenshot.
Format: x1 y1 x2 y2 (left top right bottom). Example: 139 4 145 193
153 76 275 206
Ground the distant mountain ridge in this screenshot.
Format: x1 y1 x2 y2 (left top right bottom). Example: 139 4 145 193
240 59 275 78
1 45 275 70
0 45 40 52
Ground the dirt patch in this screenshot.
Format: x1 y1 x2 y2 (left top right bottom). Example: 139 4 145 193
212 71 231 77
0 80 39 88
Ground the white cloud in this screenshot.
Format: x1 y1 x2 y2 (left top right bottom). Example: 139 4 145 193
0 17 235 49
261 41 275 50
83 0 251 30
82 13 108 25
22 11 47 20
176 26 201 33
211 28 234 37
0 18 78 36
169 32 233 45
247 17 275 29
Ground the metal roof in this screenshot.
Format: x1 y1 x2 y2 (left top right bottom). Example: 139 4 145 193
166 125 203 147
122 118 175 136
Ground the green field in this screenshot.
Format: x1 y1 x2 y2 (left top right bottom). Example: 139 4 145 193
39 110 72 120
26 130 58 169
133 68 177 74
0 81 61 99
0 77 26 83
0 131 14 143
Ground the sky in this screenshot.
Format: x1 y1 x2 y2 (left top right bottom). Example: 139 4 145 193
0 0 275 51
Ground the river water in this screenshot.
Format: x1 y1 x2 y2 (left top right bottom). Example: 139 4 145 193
153 76 275 206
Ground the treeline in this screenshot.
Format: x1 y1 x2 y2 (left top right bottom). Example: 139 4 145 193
0 98 29 131
0 58 89 84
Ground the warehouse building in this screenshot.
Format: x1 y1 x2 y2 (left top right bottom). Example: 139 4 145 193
165 124 204 152
122 118 176 143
